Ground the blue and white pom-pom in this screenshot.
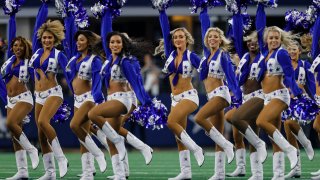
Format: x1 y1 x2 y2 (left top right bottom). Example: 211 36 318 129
66 0 89 28
225 0 253 14
225 95 242 111
55 0 66 17
52 102 72 123
228 12 252 31
281 107 292 121
151 0 175 11
129 98 168 130
22 114 31 124
41 0 50 2
253 0 277 8
3 0 25 15
91 1 122 19
190 0 223 13
292 95 320 124
103 0 127 9
313 0 320 11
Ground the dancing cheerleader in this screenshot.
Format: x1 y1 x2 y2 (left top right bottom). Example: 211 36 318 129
194 7 242 180
1 2 39 179
29 19 69 179
66 30 107 179
282 40 315 178
1 36 40 180
88 31 158 179
255 26 303 179
153 3 204 179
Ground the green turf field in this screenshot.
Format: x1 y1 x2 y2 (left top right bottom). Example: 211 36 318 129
1 149 319 179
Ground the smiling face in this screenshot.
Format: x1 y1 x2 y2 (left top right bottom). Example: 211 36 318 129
246 39 258 53
287 44 301 61
41 31 55 50
267 31 281 51
172 30 187 49
76 34 89 52
109 35 123 55
206 30 221 50
12 40 25 59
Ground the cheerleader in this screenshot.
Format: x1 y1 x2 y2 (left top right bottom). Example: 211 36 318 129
66 30 107 179
29 20 69 179
88 31 154 180
155 9 204 180
1 36 39 180
227 31 267 180
195 8 241 180
255 26 302 179
282 40 315 178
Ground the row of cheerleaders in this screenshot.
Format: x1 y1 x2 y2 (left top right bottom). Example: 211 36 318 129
2 0 320 179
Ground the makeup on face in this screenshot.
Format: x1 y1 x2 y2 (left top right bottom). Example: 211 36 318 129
76 34 89 52
41 31 55 50
109 35 123 55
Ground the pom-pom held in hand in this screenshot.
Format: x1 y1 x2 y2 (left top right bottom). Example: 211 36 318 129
66 0 89 28
228 12 252 31
285 8 316 32
253 0 277 8
91 1 121 19
190 0 223 13
129 98 168 130
292 96 319 124
3 0 25 15
52 102 72 123
225 0 253 14
151 0 175 11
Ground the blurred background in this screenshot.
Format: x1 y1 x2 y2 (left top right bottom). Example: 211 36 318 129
0 0 318 150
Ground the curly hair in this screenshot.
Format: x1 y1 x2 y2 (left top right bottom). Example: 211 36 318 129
37 20 65 46
74 30 101 52
263 26 299 48
204 27 231 52
244 31 258 42
10 36 32 60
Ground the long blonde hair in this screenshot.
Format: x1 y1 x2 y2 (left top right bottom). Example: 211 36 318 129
37 20 65 46
204 27 231 51
154 27 194 59
263 26 298 48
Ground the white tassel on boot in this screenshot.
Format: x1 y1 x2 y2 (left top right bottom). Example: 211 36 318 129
50 137 69 178
207 127 234 164
126 132 153 165
271 130 297 169
80 152 94 180
208 151 225 180
15 132 39 169
271 152 285 180
79 135 107 172
243 126 267 163
179 130 204 166
285 150 301 178
293 128 314 160
111 154 126 180
226 148 246 177
37 153 56 180
168 150 192 180
248 152 263 180
6 150 28 180
102 122 126 160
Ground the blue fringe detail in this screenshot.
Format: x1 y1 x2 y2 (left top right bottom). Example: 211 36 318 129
52 102 72 123
151 0 175 11
129 98 168 130
190 0 223 13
